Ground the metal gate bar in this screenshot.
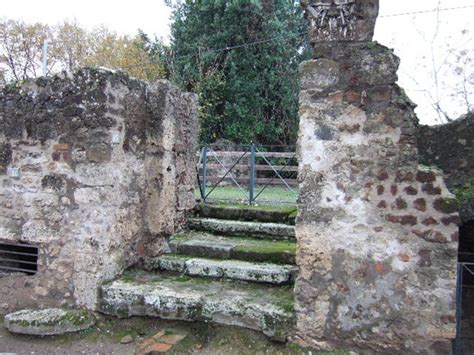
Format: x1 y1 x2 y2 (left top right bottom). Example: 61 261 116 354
455 262 474 354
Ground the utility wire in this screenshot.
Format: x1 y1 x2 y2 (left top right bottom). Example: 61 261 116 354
37 4 474 72
121 4 474 70
379 4 474 18
121 30 309 70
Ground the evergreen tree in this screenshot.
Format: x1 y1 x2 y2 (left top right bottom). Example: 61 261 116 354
167 0 310 145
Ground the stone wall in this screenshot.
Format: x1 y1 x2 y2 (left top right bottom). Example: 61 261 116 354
294 2 459 352
418 112 474 224
418 112 474 189
0 69 197 313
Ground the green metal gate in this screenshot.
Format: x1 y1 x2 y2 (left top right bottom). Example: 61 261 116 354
196 144 298 205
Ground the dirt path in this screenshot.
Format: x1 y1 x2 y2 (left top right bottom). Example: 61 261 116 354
0 315 319 355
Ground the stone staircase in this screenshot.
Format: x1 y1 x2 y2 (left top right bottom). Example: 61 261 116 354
99 204 297 341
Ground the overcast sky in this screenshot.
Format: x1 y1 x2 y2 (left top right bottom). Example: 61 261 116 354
2 0 473 125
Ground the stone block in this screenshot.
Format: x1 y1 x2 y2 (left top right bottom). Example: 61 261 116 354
86 142 111 162
4 308 95 335
0 143 12 174
100 273 294 341
301 0 379 43
299 59 339 91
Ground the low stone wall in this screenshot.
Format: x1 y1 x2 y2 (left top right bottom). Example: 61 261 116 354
0 69 197 313
295 42 459 353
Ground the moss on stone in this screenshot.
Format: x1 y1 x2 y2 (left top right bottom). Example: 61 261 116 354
197 203 297 224
453 177 474 204
209 203 297 214
234 241 296 255
232 240 296 264
5 308 95 336
433 197 460 214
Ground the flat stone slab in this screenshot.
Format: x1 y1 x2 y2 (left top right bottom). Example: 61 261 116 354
147 254 297 284
4 308 95 336
168 232 296 264
188 218 295 240
99 272 294 341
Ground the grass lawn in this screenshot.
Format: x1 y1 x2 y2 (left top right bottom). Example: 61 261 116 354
195 185 298 205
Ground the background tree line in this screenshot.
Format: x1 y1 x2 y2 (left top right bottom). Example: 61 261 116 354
0 19 166 83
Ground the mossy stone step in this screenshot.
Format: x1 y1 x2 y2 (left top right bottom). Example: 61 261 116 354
99 271 295 341
147 254 297 284
188 218 295 240
197 204 297 225
168 232 296 264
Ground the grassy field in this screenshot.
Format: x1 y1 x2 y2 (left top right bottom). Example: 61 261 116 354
195 185 298 205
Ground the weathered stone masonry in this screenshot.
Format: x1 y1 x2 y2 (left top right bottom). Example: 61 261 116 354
295 0 459 353
0 69 197 313
418 112 474 226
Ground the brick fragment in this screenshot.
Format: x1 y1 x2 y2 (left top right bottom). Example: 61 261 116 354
377 171 389 181
327 91 343 103
141 342 172 354
421 183 441 195
137 243 146 256
404 186 418 195
385 214 417 226
413 230 448 243
416 170 436 183
395 197 408 209
422 217 438 226
395 171 414 183
414 198 427 212
374 262 384 273
53 143 70 151
377 201 387 209
390 185 398 196
398 252 410 262
345 91 361 104
377 185 384 195
441 215 462 226
433 198 459 214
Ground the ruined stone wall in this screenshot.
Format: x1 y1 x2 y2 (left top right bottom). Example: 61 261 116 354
0 69 197 313
418 112 474 224
294 2 460 351
418 112 474 189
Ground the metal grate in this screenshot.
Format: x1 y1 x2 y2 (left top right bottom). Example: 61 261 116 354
0 242 39 275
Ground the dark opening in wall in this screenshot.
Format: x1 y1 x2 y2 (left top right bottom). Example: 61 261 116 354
459 222 474 263
0 242 39 275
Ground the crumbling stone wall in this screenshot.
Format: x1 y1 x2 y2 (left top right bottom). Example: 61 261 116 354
418 112 474 189
0 69 197 313
295 1 459 353
418 112 474 224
